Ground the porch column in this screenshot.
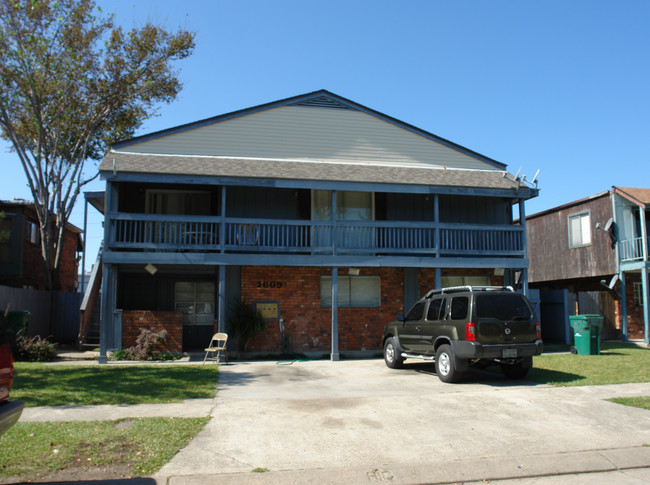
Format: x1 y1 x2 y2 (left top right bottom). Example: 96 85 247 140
519 200 529 296
218 265 226 333
220 186 226 254
619 271 628 342
99 263 117 364
643 267 649 344
331 266 339 361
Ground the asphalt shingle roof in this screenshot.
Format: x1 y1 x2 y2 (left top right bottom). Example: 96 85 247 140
99 151 528 192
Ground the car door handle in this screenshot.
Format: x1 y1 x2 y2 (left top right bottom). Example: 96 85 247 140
416 326 421 331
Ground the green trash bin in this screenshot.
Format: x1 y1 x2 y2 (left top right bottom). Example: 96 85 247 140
569 314 603 355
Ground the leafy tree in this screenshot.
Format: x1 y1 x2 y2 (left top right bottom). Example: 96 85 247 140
0 0 195 289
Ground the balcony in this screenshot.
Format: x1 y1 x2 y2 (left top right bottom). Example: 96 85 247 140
106 213 525 258
619 236 650 262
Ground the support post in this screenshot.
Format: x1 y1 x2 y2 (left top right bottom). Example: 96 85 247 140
642 267 649 344
620 272 628 342
331 266 339 361
519 200 529 296
218 265 226 333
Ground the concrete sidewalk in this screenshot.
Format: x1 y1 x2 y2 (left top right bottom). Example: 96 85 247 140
18 358 650 484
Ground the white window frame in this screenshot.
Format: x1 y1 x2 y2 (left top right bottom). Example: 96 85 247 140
633 282 643 307
320 275 381 308
568 211 592 248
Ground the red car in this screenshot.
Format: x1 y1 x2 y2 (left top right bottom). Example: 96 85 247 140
0 342 24 436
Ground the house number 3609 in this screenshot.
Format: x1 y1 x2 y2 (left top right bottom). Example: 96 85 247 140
257 281 283 288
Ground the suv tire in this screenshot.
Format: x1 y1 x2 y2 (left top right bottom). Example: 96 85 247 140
435 344 463 383
384 337 404 369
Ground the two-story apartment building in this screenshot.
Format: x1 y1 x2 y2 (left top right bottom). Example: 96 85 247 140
96 90 539 361
526 187 649 344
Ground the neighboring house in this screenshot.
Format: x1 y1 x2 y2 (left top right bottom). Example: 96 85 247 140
96 90 539 361
0 199 82 293
526 187 649 344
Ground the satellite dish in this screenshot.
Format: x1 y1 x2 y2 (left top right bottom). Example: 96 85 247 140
604 218 613 232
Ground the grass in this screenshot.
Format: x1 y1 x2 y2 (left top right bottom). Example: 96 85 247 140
0 417 209 481
12 363 220 406
526 342 650 386
608 396 650 411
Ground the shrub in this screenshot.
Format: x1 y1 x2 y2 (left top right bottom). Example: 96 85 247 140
227 300 266 357
112 329 176 361
15 334 57 362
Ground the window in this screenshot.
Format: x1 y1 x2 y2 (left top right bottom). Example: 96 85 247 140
450 297 469 320
146 190 211 215
0 216 11 261
405 302 425 321
312 190 374 249
426 298 446 320
174 281 215 325
27 220 39 245
568 211 592 248
633 282 644 307
320 275 380 307
442 275 490 288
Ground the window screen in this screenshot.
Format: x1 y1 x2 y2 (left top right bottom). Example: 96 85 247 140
321 275 380 307
568 212 591 248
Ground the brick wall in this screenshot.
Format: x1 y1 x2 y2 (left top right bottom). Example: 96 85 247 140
122 310 183 352
624 276 646 339
240 266 405 353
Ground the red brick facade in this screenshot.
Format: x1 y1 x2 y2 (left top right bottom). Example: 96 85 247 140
122 310 183 352
239 266 500 353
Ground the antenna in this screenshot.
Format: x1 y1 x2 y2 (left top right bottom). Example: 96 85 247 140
514 166 522 181
531 169 539 184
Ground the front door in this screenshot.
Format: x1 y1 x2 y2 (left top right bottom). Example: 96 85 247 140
175 281 215 350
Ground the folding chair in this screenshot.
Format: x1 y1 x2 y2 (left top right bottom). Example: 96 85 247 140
203 332 228 364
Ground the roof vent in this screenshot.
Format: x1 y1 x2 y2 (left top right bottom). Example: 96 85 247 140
291 95 355 110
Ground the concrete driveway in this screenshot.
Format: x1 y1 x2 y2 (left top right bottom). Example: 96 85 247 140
156 358 650 484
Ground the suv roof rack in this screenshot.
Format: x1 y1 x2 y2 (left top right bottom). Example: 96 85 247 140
424 286 514 299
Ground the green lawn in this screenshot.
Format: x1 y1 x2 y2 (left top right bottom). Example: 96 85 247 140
608 396 650 411
12 363 220 406
527 342 650 386
0 417 209 481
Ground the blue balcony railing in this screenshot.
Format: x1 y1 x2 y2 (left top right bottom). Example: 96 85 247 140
107 213 524 257
619 236 649 262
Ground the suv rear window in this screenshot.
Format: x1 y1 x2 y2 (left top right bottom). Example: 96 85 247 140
476 294 532 321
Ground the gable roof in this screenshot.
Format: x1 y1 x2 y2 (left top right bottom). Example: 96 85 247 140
111 89 507 170
613 187 650 207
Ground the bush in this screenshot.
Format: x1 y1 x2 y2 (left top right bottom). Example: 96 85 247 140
112 329 178 361
15 334 57 362
227 300 266 357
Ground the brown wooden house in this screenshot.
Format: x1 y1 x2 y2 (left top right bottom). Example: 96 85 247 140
526 187 649 344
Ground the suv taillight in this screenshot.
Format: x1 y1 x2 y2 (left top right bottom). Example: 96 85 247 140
536 322 541 340
465 322 476 341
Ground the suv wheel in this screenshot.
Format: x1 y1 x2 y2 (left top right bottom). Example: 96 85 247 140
435 344 463 383
383 337 404 369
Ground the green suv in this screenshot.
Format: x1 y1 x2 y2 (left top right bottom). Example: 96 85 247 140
382 286 543 382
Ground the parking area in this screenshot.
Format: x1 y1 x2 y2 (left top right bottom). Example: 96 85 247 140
157 358 650 484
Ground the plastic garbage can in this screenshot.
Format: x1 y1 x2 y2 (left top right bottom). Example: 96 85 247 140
569 314 603 355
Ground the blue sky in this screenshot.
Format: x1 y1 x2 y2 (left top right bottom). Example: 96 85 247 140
1 0 648 272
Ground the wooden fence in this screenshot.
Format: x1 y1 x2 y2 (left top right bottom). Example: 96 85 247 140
0 285 82 343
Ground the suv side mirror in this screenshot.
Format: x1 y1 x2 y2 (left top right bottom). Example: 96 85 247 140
397 314 404 322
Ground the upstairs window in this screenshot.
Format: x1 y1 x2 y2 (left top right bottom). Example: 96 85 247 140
568 211 591 248
0 216 12 261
